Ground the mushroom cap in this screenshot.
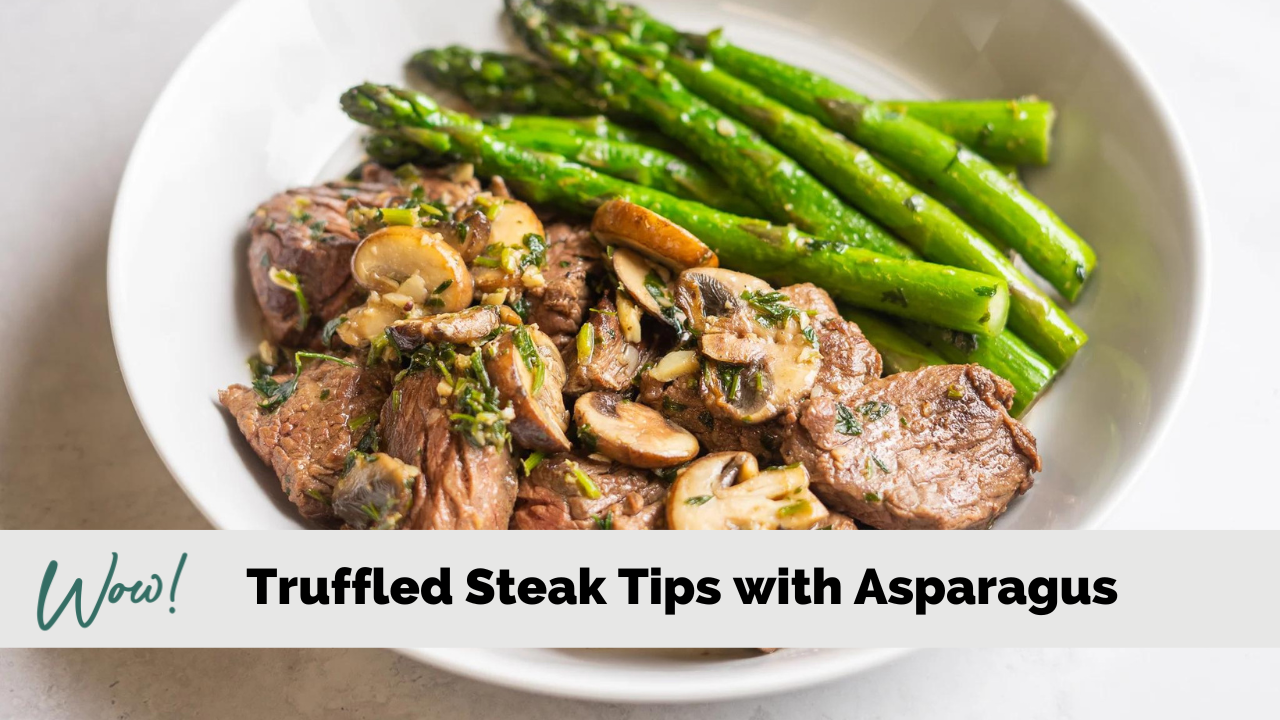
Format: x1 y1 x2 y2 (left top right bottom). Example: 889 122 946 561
387 305 505 352
470 199 545 293
332 452 420 530
674 267 772 333
592 198 718 270
485 326 572 453
611 247 684 329
574 391 699 469
351 225 472 312
675 269 822 425
666 453 830 530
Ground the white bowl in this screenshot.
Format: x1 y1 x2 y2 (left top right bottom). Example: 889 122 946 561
108 0 1206 702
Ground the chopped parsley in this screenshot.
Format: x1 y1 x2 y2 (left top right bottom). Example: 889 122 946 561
717 364 742 402
252 351 355 413
864 492 881 502
835 403 863 436
511 326 546 394
449 351 513 449
857 401 894 421
740 290 800 328
684 495 713 506
321 315 347 348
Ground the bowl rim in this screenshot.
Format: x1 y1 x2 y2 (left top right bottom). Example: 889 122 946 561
396 647 914 703
106 0 1210 703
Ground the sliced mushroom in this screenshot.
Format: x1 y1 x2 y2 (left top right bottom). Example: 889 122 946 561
351 225 473 312
485 326 571 453
332 452 421 530
611 247 685 331
336 292 412 347
387 305 505 352
666 452 830 530
574 391 699 469
674 267 772 333
470 197 545 293
676 268 822 424
592 198 718 269
437 208 492 262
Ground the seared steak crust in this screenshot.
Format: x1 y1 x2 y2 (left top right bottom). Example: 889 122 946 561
511 453 667 530
219 357 391 525
783 364 1040 530
380 370 519 530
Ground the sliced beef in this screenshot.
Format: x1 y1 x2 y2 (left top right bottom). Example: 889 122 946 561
525 223 603 351
783 364 1040 530
380 370 519 529
249 167 481 349
219 356 392 525
510 453 667 530
563 294 654 395
359 163 482 210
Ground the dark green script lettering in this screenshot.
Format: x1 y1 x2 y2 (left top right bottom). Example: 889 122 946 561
37 552 188 630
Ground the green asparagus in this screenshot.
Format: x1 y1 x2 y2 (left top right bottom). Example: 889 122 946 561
838 307 946 375
654 51 1085 365
410 45 611 118
341 83 1011 335
544 0 1056 166
367 124 758 214
485 113 681 154
504 0 918 260
880 99 1054 167
543 0 1095 301
899 317 1056 416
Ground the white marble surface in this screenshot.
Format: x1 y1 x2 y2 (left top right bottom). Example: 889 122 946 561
1 0 1278 716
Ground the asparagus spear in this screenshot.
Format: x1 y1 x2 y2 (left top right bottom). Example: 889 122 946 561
341 83 1011 335
420 40 1054 167
366 123 759 215
504 0 918 260
897 317 1056 416
838 307 945 375
410 45 609 118
880 99 1055 167
494 128 761 215
840 306 1050 415
654 51 1085 365
484 113 681 155
544 0 1095 302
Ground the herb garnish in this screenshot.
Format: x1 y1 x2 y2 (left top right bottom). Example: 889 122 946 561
835 403 863 436
321 315 347 348
740 290 800 328
268 267 309 330
566 462 601 499
252 351 355 412
857 401 894 421
522 450 547 476
511 326 546 394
